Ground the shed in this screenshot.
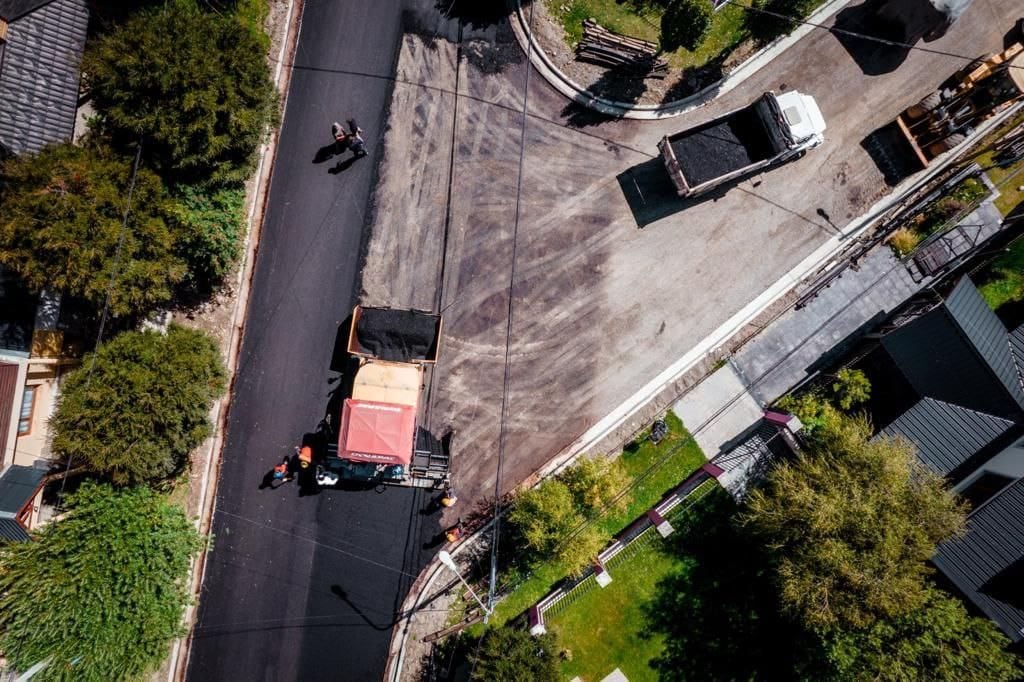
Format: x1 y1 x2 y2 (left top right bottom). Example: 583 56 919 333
0 464 46 542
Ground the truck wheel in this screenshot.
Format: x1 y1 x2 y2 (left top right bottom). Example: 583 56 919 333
919 92 941 111
942 132 966 150
906 91 941 119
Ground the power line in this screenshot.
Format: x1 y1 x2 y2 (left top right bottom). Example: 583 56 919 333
488 0 539 615
53 138 145 508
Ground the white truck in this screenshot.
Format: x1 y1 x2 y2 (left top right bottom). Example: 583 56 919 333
658 91 826 198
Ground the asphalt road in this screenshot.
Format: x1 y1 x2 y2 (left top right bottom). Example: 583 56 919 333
186 2 456 680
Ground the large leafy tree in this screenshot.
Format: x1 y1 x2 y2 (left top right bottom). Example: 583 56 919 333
821 586 1021 681
507 478 606 576
741 418 967 630
470 626 559 682
52 325 226 485
0 483 203 681
0 143 185 316
85 0 278 184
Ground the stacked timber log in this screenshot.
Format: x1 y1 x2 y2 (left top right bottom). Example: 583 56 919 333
575 19 668 78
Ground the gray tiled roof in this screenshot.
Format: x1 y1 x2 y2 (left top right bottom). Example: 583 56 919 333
0 0 88 155
880 398 1014 475
933 477 1024 642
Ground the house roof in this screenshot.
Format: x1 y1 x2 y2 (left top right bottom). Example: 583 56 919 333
881 278 1024 420
880 398 1015 475
0 0 53 21
0 463 45 515
933 477 1024 642
0 0 88 155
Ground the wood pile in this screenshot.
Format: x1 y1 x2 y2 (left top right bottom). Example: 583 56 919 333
575 19 668 79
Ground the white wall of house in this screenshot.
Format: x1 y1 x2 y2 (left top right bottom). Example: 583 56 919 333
954 439 1024 493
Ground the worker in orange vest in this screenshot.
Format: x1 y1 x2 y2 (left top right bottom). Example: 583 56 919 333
444 518 464 544
440 481 458 508
273 457 292 483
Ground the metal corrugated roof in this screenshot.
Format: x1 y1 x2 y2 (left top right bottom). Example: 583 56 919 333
0 464 45 514
880 398 1014 475
0 0 88 155
881 279 1024 420
0 517 30 542
0 0 53 21
945 278 1024 411
933 477 1024 642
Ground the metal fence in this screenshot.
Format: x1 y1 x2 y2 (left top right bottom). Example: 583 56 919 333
533 476 718 626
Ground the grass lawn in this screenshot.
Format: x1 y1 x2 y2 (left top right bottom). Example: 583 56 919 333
548 543 676 682
546 0 752 70
484 412 706 627
978 237 1024 311
971 113 1024 218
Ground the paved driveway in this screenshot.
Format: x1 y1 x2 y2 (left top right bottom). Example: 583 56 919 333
360 0 1022 509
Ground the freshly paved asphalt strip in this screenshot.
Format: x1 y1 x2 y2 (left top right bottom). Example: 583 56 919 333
186 2 455 680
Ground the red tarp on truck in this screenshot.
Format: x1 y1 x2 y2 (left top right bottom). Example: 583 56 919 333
338 398 416 466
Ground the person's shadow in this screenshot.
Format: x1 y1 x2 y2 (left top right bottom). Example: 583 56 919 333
313 141 344 164
328 156 360 174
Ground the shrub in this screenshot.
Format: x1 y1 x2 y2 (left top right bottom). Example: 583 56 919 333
888 227 921 256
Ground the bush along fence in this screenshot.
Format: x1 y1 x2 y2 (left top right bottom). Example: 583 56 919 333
527 464 723 635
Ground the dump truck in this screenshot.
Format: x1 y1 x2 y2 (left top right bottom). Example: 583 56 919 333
310 305 450 488
657 91 826 198
892 42 1024 171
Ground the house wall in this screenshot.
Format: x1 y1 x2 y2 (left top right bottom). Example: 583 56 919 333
12 359 72 468
955 439 1024 493
0 355 28 469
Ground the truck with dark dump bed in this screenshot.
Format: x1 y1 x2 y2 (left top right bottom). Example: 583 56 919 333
658 91 826 198
310 305 450 488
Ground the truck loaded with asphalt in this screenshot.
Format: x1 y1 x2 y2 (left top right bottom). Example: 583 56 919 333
301 305 451 488
658 91 827 198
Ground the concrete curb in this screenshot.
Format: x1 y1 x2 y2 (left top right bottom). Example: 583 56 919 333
509 0 853 120
163 1 305 679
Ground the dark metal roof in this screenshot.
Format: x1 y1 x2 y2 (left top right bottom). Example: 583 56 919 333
0 464 45 515
880 398 1014 475
945 279 1024 410
881 279 1024 420
933 477 1024 642
0 517 31 542
0 0 88 155
0 0 53 21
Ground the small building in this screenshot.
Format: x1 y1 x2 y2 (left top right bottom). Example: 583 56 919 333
0 0 90 155
854 277 1024 643
0 464 47 542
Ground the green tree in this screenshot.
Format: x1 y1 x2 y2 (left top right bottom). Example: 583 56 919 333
831 367 871 410
775 389 844 437
822 586 1021 681
51 325 226 486
471 626 559 682
172 182 246 293
85 0 278 183
0 482 203 681
0 143 185 316
741 420 967 630
661 0 713 52
507 479 606 575
559 455 627 514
